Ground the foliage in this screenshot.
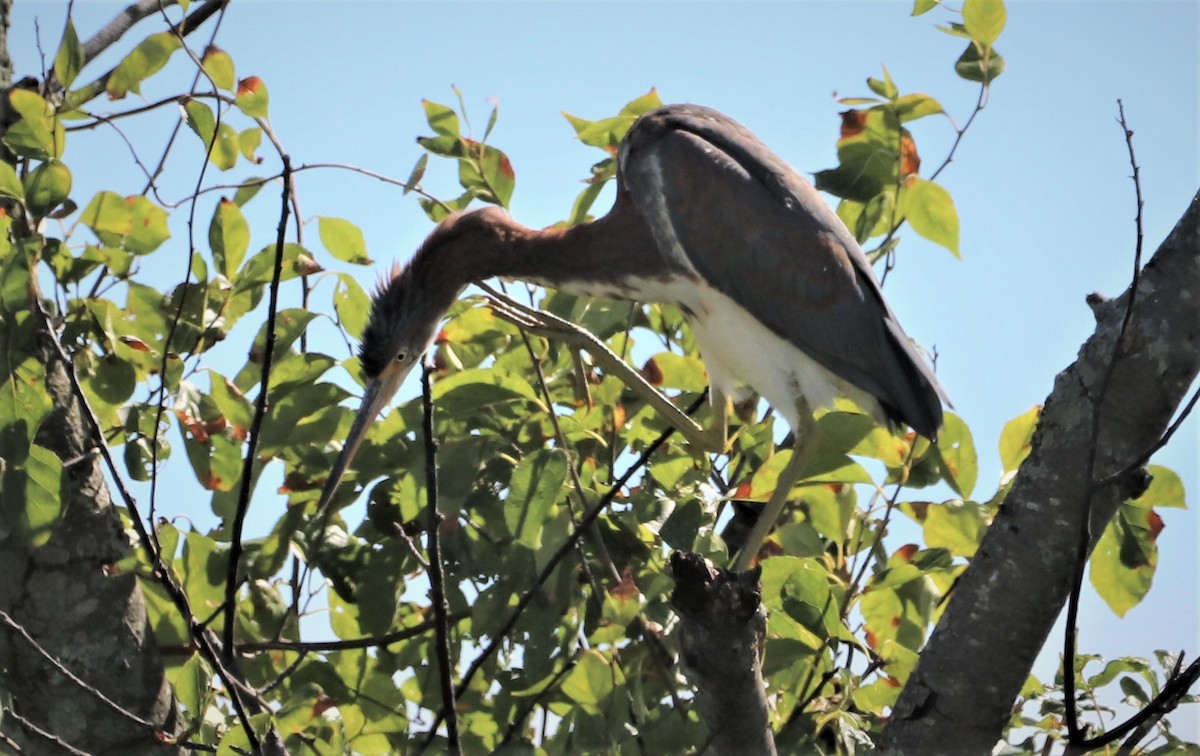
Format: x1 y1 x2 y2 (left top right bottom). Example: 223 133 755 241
0 0 1193 753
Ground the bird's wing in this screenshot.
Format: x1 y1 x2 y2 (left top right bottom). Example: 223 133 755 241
620 104 946 437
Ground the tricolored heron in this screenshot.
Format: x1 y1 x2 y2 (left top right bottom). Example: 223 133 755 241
316 103 948 571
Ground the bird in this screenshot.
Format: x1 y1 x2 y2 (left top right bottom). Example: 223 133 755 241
315 103 948 570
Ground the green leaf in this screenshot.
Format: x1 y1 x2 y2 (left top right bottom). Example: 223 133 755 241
54 19 84 89
619 88 664 117
867 67 898 100
894 93 945 122
107 32 182 98
561 650 616 713
81 190 134 240
0 161 24 200
1135 465 1186 509
182 531 227 620
422 99 461 138
999 405 1040 474
920 499 987 557
0 443 65 547
934 412 977 497
646 352 708 392
209 198 250 277
956 41 1006 84
505 449 569 549
3 90 65 160
169 653 212 720
477 144 515 208
183 99 216 148
900 177 960 257
431 368 545 416
911 0 939 16
814 109 902 202
22 160 71 216
201 45 236 91
210 122 240 170
1090 511 1156 617
125 196 170 254
335 274 371 340
318 217 371 265
235 76 269 118
962 0 1006 48
238 128 262 162
403 154 429 195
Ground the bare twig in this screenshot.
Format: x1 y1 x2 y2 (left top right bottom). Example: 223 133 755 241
1063 100 1146 744
223 155 293 664
421 361 462 755
240 610 470 654
1 708 90 756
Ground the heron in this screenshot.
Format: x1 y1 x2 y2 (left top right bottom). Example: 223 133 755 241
315 103 948 571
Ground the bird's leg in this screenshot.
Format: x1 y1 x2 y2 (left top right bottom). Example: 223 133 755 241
731 397 818 572
482 287 729 454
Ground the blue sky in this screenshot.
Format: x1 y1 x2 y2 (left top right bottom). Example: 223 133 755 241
12 0 1200 740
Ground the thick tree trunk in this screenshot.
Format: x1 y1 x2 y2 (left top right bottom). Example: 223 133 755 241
0 326 184 755
880 188 1200 754
0 4 183 751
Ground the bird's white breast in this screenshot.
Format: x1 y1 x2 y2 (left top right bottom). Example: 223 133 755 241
559 274 877 433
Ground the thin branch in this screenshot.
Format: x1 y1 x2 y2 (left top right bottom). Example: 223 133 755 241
1 708 91 756
240 611 470 654
421 361 462 755
1098 383 1200 488
223 155 293 664
1063 99 1147 744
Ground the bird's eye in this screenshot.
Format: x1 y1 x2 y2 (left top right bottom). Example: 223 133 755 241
396 351 407 363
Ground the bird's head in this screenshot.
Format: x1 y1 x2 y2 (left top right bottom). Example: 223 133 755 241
315 207 512 512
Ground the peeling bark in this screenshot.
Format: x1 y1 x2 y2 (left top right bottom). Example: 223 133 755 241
880 188 1200 754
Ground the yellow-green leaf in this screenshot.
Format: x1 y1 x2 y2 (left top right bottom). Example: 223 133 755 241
505 448 569 549
901 177 960 257
23 160 72 217
201 45 236 91
0 443 64 547
422 99 460 138
963 0 1007 48
235 76 269 118
0 161 25 200
561 649 617 712
318 217 371 265
209 198 250 277
125 196 170 254
334 274 370 340
1134 465 1186 509
3 90 65 160
53 18 84 89
107 32 182 99
999 405 1040 474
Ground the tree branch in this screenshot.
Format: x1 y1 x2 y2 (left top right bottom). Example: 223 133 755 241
670 552 775 756
880 186 1200 754
421 360 462 755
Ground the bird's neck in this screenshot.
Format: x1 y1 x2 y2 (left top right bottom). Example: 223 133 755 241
425 196 668 296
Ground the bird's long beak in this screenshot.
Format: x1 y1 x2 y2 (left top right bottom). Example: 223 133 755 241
315 360 412 513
